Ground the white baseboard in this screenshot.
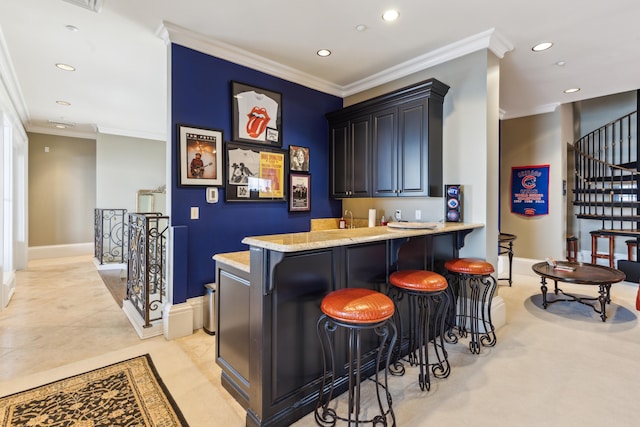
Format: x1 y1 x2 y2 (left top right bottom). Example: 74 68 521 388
93 259 126 271
122 300 163 339
29 243 93 260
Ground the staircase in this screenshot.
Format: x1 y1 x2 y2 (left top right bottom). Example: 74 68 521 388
573 107 640 278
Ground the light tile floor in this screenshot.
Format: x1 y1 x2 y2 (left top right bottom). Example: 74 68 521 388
2 255 640 427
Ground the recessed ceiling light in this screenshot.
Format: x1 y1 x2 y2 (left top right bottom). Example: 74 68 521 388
48 120 75 128
382 10 399 22
65 25 79 32
564 88 581 94
555 61 567 67
56 100 71 106
317 49 331 57
355 24 367 32
55 63 76 71
532 42 553 52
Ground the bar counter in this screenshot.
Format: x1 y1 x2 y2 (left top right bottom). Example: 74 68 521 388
214 222 483 427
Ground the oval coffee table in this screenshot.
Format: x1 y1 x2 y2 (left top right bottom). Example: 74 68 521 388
531 261 626 322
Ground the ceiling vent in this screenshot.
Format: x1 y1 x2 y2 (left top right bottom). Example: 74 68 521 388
61 0 104 13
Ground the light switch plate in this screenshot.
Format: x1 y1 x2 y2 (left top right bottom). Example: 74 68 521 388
190 206 199 220
206 187 218 203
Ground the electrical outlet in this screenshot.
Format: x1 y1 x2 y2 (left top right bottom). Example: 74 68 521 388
190 206 199 220
415 210 421 220
394 210 402 221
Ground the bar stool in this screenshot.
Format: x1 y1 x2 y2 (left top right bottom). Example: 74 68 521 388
444 258 497 354
498 233 516 286
388 270 451 391
315 288 397 427
626 239 637 261
566 235 578 262
590 231 615 268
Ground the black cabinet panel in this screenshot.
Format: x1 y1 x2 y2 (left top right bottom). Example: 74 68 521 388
328 78 449 199
217 269 250 393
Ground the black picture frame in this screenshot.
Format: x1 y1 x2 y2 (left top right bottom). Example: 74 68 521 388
178 124 223 186
225 141 287 202
289 173 311 212
289 145 310 171
231 81 282 146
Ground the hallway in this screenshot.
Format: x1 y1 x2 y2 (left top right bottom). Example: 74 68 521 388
1 255 639 426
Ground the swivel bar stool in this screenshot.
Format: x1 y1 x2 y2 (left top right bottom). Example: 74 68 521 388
315 288 397 427
388 270 451 391
444 258 497 354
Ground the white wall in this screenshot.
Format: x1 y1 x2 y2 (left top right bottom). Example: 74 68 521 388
500 111 566 260
96 133 166 213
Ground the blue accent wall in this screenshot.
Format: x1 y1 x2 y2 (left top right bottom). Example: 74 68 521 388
171 44 343 302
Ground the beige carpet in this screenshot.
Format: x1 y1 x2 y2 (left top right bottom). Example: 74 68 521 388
0 354 187 426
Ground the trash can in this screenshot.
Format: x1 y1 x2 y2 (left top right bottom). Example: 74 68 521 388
203 282 216 335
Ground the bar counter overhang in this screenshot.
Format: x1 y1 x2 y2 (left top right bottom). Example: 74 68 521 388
214 222 484 427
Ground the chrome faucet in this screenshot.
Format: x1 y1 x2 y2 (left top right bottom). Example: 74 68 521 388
344 209 354 229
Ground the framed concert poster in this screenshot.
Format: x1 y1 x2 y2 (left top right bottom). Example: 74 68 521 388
289 145 309 171
289 173 311 212
178 124 223 187
231 81 282 146
225 141 287 202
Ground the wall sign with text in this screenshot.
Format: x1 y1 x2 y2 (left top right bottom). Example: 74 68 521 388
511 164 549 216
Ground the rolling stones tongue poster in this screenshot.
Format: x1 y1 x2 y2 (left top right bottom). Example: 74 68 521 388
232 81 282 146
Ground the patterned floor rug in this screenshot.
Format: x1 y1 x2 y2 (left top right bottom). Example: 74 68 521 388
0 354 188 426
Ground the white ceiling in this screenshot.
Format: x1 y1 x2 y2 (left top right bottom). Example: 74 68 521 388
1 0 640 140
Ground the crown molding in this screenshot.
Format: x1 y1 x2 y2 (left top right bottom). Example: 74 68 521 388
343 28 513 96
162 21 344 97
500 102 560 120
161 23 514 101
26 123 97 140
0 27 29 136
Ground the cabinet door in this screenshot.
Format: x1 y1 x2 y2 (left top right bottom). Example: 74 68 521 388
350 115 371 197
372 107 398 197
398 99 430 196
329 120 350 198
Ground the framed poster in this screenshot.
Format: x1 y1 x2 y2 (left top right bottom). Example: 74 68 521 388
289 173 311 212
511 164 550 216
225 141 287 202
178 124 223 186
289 145 310 171
231 81 282 146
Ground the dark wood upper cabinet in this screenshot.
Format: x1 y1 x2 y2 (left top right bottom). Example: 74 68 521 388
327 78 449 199
328 115 371 198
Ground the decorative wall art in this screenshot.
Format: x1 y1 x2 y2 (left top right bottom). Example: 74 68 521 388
178 124 223 186
225 141 287 202
289 145 309 172
289 173 311 212
511 164 550 216
231 81 282 146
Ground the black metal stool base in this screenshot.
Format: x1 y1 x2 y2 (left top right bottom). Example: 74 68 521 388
388 287 451 391
315 315 397 427
448 272 497 354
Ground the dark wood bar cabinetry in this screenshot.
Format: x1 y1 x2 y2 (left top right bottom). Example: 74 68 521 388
215 223 481 427
327 78 450 199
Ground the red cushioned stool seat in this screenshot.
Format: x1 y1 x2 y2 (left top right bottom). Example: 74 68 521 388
445 258 497 354
321 288 394 324
388 270 451 391
389 269 448 292
315 288 397 426
444 258 494 275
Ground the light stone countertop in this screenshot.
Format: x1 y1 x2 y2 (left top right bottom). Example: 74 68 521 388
212 250 250 273
241 222 483 253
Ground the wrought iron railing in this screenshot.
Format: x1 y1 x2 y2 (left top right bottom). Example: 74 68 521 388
574 110 639 231
94 208 127 264
126 213 169 327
